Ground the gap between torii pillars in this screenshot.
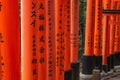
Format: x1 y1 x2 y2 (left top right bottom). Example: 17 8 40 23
70 0 80 80
0 0 20 80
80 0 96 79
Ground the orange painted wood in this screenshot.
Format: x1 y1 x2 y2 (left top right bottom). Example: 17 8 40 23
84 0 96 56
37 0 47 80
113 0 120 1
114 2 120 52
21 0 38 80
64 0 71 71
70 0 79 62
102 0 111 65
109 1 117 54
0 0 20 80
94 0 102 56
55 0 65 80
46 0 56 80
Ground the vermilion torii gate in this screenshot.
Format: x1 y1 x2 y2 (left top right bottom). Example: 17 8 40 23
0 0 79 80
20 0 80 80
81 0 120 80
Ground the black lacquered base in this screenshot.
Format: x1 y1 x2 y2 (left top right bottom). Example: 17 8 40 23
113 51 120 66
82 55 95 74
71 62 80 80
102 65 108 73
64 70 72 80
110 54 114 69
107 56 111 72
95 56 102 71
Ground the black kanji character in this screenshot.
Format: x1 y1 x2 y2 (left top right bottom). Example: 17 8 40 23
32 59 37 64
48 74 52 77
0 33 4 43
39 14 44 20
39 3 44 9
40 36 45 42
0 2 2 11
32 35 36 38
33 69 37 75
33 43 36 47
32 2 36 9
40 47 45 53
31 11 36 17
31 20 36 27
40 58 44 64
39 25 44 31
59 20 62 24
33 39 36 43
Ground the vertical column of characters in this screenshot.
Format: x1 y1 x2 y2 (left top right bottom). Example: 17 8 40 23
37 0 47 80
64 0 73 79
55 0 64 80
0 33 4 79
70 0 79 63
118 3 120 50
0 1 3 79
94 0 102 70
114 1 119 53
81 0 96 76
109 1 117 55
61 1 66 80
113 1 120 67
109 1 117 69
70 1 80 80
46 0 56 80
64 0 72 77
0 0 20 80
21 0 38 80
102 0 111 72
60 1 65 79
84 0 95 56
0 33 1 79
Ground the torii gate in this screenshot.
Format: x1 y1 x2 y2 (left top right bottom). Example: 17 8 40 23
80 0 120 80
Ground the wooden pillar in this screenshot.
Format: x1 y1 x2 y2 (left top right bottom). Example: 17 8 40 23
37 0 47 80
81 0 96 79
55 0 65 80
71 0 80 80
21 0 38 80
0 0 20 80
46 0 56 80
102 0 111 72
94 0 102 70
